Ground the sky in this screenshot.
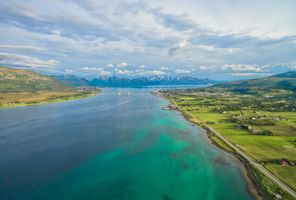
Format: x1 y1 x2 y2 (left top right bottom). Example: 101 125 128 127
0 0 296 80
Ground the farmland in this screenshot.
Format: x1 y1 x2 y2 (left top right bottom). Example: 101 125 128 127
160 72 296 199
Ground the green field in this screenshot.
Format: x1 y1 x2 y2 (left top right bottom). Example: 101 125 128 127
0 90 98 108
172 94 296 190
160 74 296 199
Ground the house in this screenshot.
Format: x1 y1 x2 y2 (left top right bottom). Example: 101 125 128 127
279 158 294 166
280 159 289 166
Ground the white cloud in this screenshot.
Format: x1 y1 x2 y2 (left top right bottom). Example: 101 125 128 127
79 67 111 76
230 72 271 77
115 69 131 75
197 65 208 71
152 0 296 38
0 52 59 69
149 70 166 75
116 62 128 67
195 45 237 55
168 40 188 56
160 66 169 70
0 45 45 51
175 69 191 74
222 64 264 72
65 68 74 73
0 1 295 79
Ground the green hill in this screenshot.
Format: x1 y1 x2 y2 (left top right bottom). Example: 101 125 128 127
51 74 91 87
0 66 73 93
210 71 296 95
272 71 296 78
0 66 98 107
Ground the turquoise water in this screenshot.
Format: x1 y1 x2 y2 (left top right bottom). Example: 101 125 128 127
0 89 253 200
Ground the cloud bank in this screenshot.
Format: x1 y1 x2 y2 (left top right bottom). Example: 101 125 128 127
0 0 295 79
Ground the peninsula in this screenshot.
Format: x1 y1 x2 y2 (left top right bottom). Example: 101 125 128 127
0 66 99 108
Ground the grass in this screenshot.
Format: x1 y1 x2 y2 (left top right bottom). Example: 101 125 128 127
0 66 72 92
210 135 234 153
211 123 250 135
252 166 295 200
225 135 296 161
161 91 296 199
265 164 296 191
0 90 99 108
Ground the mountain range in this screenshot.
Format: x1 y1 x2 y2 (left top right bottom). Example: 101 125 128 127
52 75 219 87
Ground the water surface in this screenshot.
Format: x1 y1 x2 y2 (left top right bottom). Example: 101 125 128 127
0 88 253 200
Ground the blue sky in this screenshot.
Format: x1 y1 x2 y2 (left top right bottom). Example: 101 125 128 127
0 0 296 80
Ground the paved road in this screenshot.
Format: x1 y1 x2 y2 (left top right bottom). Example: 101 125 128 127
173 102 296 199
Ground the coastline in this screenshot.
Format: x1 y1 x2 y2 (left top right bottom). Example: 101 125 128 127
0 91 99 108
170 100 265 200
162 96 296 200
153 90 274 200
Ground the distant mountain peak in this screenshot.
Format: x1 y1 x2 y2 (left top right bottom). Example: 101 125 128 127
52 75 219 87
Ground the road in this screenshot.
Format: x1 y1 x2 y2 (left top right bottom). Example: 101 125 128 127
172 101 296 199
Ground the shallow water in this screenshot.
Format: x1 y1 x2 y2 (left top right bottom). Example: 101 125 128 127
0 88 253 200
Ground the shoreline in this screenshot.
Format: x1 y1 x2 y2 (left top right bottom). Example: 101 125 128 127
154 91 265 200
173 102 265 200
163 96 296 199
0 91 99 109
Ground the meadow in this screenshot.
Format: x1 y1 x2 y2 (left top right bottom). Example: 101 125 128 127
0 89 98 108
161 89 296 198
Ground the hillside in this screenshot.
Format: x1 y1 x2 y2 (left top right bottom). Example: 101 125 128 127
272 71 296 78
0 67 73 93
51 75 91 87
207 71 296 95
0 67 98 107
